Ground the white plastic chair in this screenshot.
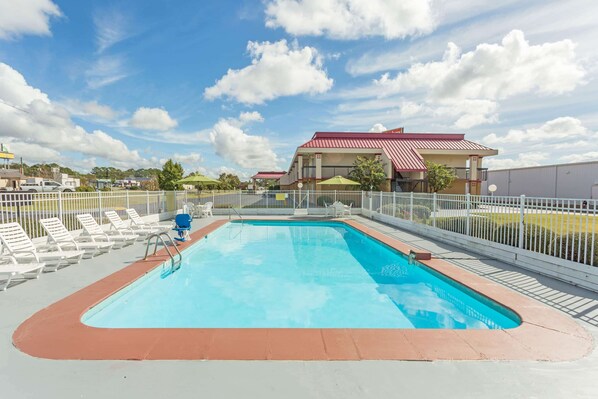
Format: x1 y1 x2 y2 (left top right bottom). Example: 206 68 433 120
76 214 138 248
201 202 213 217
0 222 84 272
40 217 114 259
0 256 45 290
125 208 171 233
104 210 152 238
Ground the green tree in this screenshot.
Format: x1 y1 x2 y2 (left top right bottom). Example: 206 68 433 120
425 161 457 192
158 160 184 190
218 173 241 190
349 156 386 191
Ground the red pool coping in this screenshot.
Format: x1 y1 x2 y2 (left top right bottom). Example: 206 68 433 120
13 218 593 361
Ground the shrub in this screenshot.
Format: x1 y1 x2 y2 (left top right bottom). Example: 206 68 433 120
316 195 333 206
434 216 498 240
128 186 140 190
75 185 95 192
551 233 598 266
493 223 553 254
378 204 431 221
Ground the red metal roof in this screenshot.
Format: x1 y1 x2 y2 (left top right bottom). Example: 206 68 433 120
299 132 496 172
252 171 286 180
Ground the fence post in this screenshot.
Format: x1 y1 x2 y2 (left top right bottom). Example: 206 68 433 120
184 190 188 204
98 191 103 222
146 190 150 216
57 190 63 222
379 191 383 213
466 193 471 236
369 191 373 218
432 192 437 228
306 190 310 211
239 190 242 209
334 190 337 203
125 190 130 210
410 191 414 222
393 191 396 218
519 194 525 249
361 191 364 213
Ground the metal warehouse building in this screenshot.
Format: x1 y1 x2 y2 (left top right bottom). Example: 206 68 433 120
482 161 598 199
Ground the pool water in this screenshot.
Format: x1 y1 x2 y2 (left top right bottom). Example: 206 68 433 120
82 221 520 329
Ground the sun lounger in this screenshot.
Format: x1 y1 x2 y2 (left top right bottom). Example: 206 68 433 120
0 256 45 290
0 222 84 272
40 218 114 259
76 214 138 248
125 208 171 233
104 210 153 238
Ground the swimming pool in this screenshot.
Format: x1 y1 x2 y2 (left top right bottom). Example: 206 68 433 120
82 220 520 329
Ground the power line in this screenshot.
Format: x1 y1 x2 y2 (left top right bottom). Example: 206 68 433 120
0 99 30 114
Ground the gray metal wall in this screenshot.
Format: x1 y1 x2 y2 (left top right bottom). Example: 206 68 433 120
483 161 598 199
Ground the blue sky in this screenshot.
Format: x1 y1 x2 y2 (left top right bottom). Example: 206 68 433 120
0 0 597 178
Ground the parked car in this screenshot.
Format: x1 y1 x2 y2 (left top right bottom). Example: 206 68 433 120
19 180 74 192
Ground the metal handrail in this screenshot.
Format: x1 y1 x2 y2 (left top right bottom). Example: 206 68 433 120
228 205 243 222
144 232 182 271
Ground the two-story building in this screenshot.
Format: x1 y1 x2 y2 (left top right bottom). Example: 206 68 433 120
279 130 498 194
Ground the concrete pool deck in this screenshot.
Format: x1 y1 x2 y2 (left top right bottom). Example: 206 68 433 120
2 216 598 397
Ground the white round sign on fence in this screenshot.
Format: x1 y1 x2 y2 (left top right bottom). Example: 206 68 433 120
488 184 497 193
297 183 303 189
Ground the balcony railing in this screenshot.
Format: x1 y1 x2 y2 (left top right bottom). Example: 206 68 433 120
301 165 354 180
452 168 488 181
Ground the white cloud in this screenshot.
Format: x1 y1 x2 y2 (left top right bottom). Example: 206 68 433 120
159 153 204 167
209 112 279 169
373 30 585 101
560 152 598 163
129 107 178 131
0 62 150 168
369 123 386 133
0 0 61 40
264 0 435 40
239 111 264 124
94 8 130 53
2 139 62 164
204 40 333 104
337 30 585 129
483 117 592 145
484 152 549 170
64 99 118 120
86 55 129 89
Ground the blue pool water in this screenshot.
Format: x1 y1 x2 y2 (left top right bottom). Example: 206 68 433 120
82 221 520 329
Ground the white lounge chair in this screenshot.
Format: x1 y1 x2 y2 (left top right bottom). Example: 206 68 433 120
0 222 84 272
0 256 45 291
104 210 152 239
76 213 138 248
40 218 114 259
125 208 171 233
201 202 213 218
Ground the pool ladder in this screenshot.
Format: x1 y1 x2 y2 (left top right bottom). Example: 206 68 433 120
228 206 244 223
144 232 183 274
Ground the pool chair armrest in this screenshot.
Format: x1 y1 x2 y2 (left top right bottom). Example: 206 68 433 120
0 255 18 265
85 233 111 242
35 243 63 253
53 239 81 252
11 250 41 263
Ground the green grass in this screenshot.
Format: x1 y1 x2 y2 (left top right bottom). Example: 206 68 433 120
473 212 598 234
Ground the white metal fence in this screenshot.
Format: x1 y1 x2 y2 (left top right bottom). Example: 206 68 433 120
0 190 187 239
2 189 596 272
366 192 597 268
184 190 363 212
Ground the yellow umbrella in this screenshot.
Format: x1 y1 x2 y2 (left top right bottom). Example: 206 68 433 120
317 175 360 186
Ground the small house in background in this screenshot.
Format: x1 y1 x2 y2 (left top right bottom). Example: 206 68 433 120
0 169 24 190
250 171 286 191
89 179 112 190
51 167 80 189
279 129 498 194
